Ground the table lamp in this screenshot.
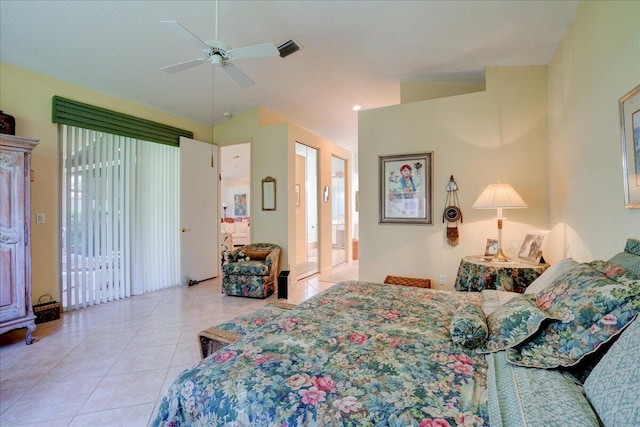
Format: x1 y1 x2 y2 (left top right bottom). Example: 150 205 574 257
472 182 527 261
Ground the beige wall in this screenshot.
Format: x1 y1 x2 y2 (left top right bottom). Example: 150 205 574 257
359 66 549 289
546 0 640 261
213 107 290 269
400 81 486 104
359 1 640 287
0 62 212 301
213 106 352 278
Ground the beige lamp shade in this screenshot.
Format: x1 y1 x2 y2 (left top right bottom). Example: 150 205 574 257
473 182 527 261
472 183 528 210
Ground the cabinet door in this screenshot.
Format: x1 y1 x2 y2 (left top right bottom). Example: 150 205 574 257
0 148 27 321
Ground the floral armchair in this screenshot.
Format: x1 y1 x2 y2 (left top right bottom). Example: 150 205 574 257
221 243 281 298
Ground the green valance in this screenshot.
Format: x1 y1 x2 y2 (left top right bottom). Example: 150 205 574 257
52 96 193 147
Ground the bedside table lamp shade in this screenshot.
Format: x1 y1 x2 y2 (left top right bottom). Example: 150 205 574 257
472 183 527 261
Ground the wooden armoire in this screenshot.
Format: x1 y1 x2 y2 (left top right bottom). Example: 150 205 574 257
0 134 38 344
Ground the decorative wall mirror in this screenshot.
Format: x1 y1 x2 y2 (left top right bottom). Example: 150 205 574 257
262 176 276 211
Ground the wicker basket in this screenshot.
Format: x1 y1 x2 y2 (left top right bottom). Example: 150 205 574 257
199 327 243 359
33 294 61 324
383 275 431 288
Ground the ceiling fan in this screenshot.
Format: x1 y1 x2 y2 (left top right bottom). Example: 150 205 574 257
160 1 279 87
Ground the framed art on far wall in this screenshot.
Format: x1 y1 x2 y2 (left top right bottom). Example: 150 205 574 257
619 84 640 208
379 152 433 224
234 193 247 216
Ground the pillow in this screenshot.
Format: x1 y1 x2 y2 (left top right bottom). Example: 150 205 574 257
583 316 640 427
243 249 271 260
608 252 640 276
524 257 578 295
450 302 488 348
506 261 640 368
480 294 561 353
587 259 640 282
486 352 600 427
624 238 640 256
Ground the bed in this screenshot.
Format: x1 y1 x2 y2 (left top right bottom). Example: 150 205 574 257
153 239 640 427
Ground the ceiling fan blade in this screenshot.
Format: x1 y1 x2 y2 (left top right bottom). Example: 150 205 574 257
161 20 210 51
228 42 279 60
161 58 207 73
221 62 255 88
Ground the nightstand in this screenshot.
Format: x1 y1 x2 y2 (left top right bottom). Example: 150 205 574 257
454 256 549 293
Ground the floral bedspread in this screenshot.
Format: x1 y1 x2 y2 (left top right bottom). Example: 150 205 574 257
153 281 489 426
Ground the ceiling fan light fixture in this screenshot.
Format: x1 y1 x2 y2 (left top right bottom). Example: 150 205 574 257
278 39 301 58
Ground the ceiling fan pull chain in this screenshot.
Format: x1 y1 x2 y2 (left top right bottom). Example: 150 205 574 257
215 0 219 40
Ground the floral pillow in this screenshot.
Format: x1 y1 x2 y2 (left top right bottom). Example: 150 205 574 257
450 302 488 348
479 294 560 353
524 257 578 295
506 262 640 368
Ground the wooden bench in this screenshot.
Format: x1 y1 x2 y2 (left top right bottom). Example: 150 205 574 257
383 275 431 288
198 301 296 358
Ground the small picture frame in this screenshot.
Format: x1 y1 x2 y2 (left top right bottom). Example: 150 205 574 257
518 233 545 264
484 239 498 257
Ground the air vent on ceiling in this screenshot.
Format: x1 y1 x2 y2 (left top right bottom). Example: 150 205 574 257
277 39 301 58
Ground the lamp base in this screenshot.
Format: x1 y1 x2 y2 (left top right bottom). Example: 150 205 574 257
492 249 509 262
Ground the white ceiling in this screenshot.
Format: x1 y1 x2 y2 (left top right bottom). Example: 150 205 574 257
0 0 579 154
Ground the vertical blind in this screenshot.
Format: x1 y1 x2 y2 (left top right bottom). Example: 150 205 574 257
60 125 180 310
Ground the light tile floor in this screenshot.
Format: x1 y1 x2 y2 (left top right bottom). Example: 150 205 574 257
0 262 358 426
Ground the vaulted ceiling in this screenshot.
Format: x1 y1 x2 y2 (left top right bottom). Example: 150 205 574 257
0 0 580 154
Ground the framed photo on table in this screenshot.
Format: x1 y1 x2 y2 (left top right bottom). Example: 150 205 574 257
379 152 433 224
484 239 498 257
619 84 640 208
518 233 545 264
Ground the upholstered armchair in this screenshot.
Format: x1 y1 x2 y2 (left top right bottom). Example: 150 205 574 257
222 243 281 298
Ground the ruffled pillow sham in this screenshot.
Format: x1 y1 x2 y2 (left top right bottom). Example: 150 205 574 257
479 294 560 353
524 257 578 295
506 261 640 368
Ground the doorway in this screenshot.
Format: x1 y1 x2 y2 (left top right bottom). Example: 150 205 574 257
331 155 346 266
220 143 251 248
295 143 319 279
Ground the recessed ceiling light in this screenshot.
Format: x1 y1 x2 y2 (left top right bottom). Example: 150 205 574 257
353 105 361 111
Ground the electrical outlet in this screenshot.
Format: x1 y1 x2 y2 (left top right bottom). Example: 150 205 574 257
439 275 446 285
259 212 266 220
36 213 45 224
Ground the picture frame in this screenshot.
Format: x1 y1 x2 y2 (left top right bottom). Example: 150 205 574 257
295 184 300 207
379 152 433 224
234 193 247 216
484 239 498 257
619 84 640 208
517 233 545 264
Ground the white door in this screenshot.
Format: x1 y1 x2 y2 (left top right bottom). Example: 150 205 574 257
180 136 218 282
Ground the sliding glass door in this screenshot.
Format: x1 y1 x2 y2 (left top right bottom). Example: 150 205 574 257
60 125 180 310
